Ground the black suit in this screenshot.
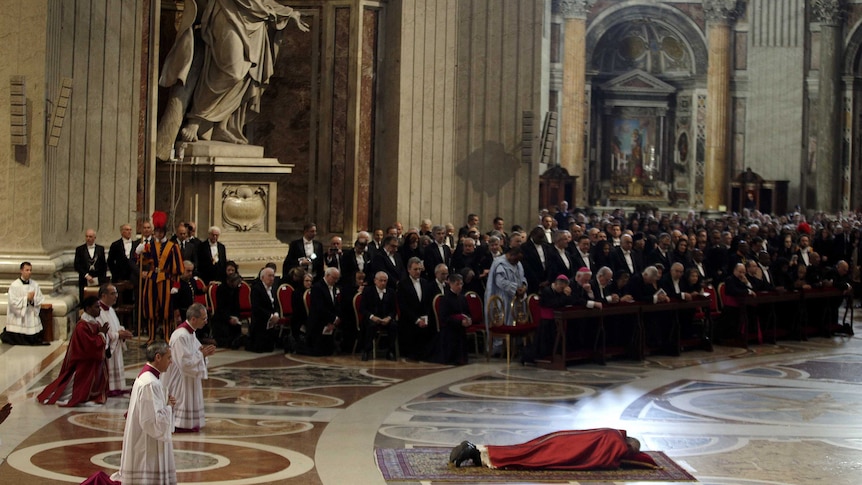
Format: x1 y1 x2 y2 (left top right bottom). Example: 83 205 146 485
644 247 672 270
283 238 325 282
360 285 398 354
307 279 342 355
610 247 642 276
74 244 108 302
423 242 452 280
433 289 470 365
545 247 575 283
570 249 594 274
368 250 404 288
247 280 279 353
340 248 370 289
171 237 199 268
212 282 242 348
624 274 660 303
397 276 435 359
521 240 552 294
108 238 138 283
197 241 228 284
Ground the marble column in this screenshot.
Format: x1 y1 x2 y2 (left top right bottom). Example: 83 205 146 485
560 0 592 206
702 0 738 211
813 0 844 212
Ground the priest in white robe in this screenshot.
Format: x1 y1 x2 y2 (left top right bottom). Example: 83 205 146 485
1 262 47 345
99 284 134 396
163 302 215 432
111 341 177 485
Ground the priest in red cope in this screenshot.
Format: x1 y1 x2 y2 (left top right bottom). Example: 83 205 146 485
38 297 109 407
449 428 647 470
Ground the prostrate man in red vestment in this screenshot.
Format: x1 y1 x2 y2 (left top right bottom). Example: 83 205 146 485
163 302 214 432
449 428 642 470
111 341 178 485
38 297 109 407
136 212 183 343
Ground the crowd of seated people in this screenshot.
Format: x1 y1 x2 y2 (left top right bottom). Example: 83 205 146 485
25 208 858 368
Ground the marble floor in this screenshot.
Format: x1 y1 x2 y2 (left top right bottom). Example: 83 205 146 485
2 321 862 485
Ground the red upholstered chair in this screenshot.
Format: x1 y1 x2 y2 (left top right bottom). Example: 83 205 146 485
193 277 208 308
488 294 539 365
352 292 363 355
303 289 311 314
432 294 443 332
276 283 295 338
237 281 253 323
463 291 486 356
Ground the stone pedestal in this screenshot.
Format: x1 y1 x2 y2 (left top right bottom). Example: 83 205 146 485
156 141 294 269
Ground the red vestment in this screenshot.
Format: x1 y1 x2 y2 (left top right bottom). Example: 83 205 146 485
37 316 108 407
486 428 632 470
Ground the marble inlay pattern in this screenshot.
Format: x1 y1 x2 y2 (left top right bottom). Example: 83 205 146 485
203 388 344 407
499 365 641 384
734 354 862 384
206 365 400 390
69 413 313 437
449 380 596 400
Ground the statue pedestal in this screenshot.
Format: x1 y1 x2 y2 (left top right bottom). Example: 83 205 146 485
156 141 294 269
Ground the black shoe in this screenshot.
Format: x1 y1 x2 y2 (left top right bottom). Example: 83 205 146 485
449 440 480 467
361 351 369 361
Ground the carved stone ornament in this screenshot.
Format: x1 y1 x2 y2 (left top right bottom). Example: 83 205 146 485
702 0 741 23
812 0 844 26
222 185 267 232
560 0 595 19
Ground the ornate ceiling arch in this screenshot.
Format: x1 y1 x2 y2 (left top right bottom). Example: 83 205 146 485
586 2 708 78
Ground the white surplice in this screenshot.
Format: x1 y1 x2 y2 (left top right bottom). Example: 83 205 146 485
111 365 176 485
100 305 128 391
163 323 208 429
6 278 45 335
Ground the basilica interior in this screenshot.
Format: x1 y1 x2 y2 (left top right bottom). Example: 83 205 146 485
3 0 862 484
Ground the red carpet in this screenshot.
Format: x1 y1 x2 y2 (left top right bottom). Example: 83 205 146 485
375 447 697 482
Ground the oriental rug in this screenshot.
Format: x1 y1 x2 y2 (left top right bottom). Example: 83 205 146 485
375 447 697 482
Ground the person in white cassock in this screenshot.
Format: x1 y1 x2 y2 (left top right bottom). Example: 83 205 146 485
162 302 214 432
111 341 177 485
99 283 134 396
1 262 48 345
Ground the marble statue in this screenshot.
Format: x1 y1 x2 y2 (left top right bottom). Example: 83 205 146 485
156 0 309 159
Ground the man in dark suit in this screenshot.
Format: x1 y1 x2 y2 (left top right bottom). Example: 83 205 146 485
610 234 642 276
108 223 138 288
196 226 228 284
398 257 435 360
368 236 404 288
341 232 372 290
521 226 552 294
570 235 594 274
644 233 673 270
74 229 108 303
545 230 575 283
171 222 198 268
283 223 325 283
424 225 452 280
247 266 279 353
360 271 398 361
307 267 343 356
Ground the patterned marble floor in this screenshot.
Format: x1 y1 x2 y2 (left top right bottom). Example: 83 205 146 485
2 322 862 484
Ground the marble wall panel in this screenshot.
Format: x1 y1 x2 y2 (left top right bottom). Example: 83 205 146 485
255 7 322 238
357 8 379 231
330 7 351 234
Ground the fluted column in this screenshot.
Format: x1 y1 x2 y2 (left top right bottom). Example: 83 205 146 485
560 0 592 206
703 0 738 211
813 0 844 212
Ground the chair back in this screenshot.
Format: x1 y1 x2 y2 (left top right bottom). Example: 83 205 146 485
193 277 208 307
239 281 252 319
527 293 541 325
464 291 484 326
716 282 740 308
277 283 294 316
207 281 221 313
303 289 312 314
486 295 506 327
432 294 443 331
511 294 530 325
353 292 363 330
